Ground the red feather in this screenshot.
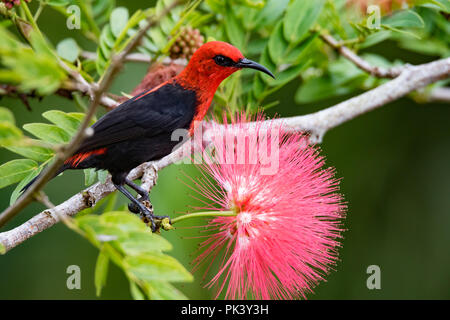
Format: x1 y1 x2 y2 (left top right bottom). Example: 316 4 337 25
65 148 107 167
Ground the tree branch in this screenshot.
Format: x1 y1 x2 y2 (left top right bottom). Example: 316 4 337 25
58 64 120 109
320 33 450 104
320 33 404 78
0 150 181 253
279 57 450 142
0 54 448 254
0 2 179 229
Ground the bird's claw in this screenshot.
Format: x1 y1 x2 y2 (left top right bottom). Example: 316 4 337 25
140 213 172 233
128 196 147 214
138 208 157 232
129 199 171 233
137 202 156 232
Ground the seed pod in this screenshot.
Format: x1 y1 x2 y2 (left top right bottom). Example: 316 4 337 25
169 26 205 60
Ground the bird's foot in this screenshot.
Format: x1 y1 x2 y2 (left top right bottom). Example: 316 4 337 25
134 200 156 232
132 200 171 233
128 196 147 214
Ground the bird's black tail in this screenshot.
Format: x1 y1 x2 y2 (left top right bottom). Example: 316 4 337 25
20 164 68 194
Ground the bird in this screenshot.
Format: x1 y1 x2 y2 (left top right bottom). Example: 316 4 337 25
21 41 274 231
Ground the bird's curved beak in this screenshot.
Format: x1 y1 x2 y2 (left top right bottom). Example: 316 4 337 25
236 58 275 79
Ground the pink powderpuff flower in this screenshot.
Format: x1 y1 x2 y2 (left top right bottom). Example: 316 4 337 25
187 114 346 300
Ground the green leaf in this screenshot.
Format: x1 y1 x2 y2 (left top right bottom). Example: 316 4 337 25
148 27 167 49
258 46 277 87
119 232 172 256
253 0 290 28
96 24 116 74
224 7 245 49
0 31 67 95
0 242 5 254
252 71 266 99
296 56 370 104
420 0 450 13
359 30 392 49
283 0 324 44
84 168 97 186
0 159 38 189
9 166 42 205
0 121 22 147
92 0 116 25
100 211 147 233
268 21 289 65
6 141 54 162
145 281 188 300
296 76 339 103
23 123 71 144
126 253 193 282
76 215 127 245
56 38 80 63
103 192 117 212
129 281 146 300
270 62 308 87
42 110 84 136
0 107 15 124
398 38 450 56
110 7 130 38
295 68 367 104
284 32 318 64
114 9 146 50
97 170 109 184
382 10 425 29
95 246 110 296
247 37 268 56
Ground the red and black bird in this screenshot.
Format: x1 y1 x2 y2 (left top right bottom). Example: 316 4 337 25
23 41 274 230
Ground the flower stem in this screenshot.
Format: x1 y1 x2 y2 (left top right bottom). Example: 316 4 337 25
171 211 236 225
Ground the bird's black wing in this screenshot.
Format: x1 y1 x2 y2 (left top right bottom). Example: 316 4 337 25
75 82 197 153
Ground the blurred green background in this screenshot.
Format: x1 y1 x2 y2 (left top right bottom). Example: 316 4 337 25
1 0 450 299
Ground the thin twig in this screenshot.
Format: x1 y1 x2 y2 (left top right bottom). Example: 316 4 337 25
320 33 450 104
58 66 120 109
320 33 404 78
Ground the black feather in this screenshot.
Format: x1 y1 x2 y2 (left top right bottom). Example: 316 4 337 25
22 81 197 192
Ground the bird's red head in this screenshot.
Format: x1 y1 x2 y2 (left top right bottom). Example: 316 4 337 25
179 41 244 84
177 41 273 90
175 41 274 129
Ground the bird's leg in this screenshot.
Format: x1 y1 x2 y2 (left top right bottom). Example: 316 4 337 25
123 179 170 222
114 183 157 232
124 179 149 214
125 178 149 200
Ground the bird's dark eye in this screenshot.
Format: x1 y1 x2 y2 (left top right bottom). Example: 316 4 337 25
213 55 235 67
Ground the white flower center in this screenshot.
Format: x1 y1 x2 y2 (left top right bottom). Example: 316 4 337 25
238 211 252 225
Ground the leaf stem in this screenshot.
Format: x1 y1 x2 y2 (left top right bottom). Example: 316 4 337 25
171 210 236 225
20 1 43 39
33 1 46 21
